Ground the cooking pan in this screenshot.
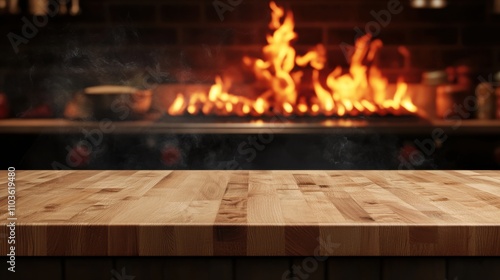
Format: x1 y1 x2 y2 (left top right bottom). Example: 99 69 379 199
64 85 153 120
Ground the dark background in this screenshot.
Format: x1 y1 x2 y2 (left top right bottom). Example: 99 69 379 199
0 0 499 170
1 0 499 115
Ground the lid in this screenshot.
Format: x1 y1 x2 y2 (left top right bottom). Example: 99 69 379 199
436 84 470 95
422 71 447 86
84 85 138 95
495 71 500 82
0 69 5 89
476 83 495 97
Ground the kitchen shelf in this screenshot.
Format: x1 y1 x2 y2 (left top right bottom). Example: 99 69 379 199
1 170 499 256
1 118 500 134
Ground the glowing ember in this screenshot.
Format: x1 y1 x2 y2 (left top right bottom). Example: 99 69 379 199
167 1 418 117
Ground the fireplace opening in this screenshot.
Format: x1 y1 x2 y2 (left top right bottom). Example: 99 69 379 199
164 2 418 119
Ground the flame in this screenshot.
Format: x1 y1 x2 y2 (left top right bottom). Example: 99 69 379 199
167 1 418 117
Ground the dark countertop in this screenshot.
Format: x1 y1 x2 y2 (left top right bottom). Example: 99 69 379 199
1 118 500 134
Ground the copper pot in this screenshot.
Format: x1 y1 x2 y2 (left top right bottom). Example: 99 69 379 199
64 85 153 120
436 85 471 119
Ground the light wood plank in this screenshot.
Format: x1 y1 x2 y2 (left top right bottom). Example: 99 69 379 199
1 171 500 256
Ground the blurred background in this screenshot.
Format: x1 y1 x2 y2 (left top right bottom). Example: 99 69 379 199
0 0 499 170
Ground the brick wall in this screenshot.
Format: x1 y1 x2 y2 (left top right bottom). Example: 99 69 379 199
0 0 498 114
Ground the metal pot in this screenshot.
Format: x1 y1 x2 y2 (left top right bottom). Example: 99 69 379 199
64 85 153 120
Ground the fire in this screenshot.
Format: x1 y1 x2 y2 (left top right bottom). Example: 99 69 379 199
167 1 418 117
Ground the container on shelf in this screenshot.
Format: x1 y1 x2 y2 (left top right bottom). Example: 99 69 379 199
436 85 471 119
435 66 475 119
476 82 496 120
496 89 500 119
0 72 8 119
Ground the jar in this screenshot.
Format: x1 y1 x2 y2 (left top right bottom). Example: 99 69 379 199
436 85 471 119
0 73 8 119
435 65 476 119
422 71 448 86
422 71 447 119
476 82 496 120
496 88 500 119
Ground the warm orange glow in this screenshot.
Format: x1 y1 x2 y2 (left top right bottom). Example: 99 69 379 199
168 94 185 116
167 1 418 117
283 102 293 114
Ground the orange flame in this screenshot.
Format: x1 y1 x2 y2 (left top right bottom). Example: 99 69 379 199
167 1 418 117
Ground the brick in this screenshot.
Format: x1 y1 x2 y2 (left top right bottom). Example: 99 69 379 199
295 27 323 46
76 27 147 46
182 28 235 45
379 47 441 70
377 47 406 69
0 26 17 49
136 28 177 45
5 24 80 48
161 4 201 23
232 28 267 45
291 3 360 23
406 47 443 69
154 47 261 83
440 48 494 69
0 0 495 91
224 48 261 65
368 27 459 46
205 2 270 23
150 49 183 70
382 69 423 84
109 4 156 23
401 28 458 46
462 26 500 46
356 1 403 23
327 49 351 68
0 14 26 26
376 28 409 45
328 26 458 46
51 2 108 23
103 49 157 66
490 14 500 23
365 1 488 23
175 47 229 68
328 28 361 46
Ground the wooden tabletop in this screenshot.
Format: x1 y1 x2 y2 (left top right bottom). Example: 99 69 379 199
1 170 500 256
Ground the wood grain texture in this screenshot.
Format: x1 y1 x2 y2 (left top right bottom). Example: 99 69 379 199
1 170 500 256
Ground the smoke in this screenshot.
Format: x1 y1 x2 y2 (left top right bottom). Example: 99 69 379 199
322 133 402 169
4 23 170 116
